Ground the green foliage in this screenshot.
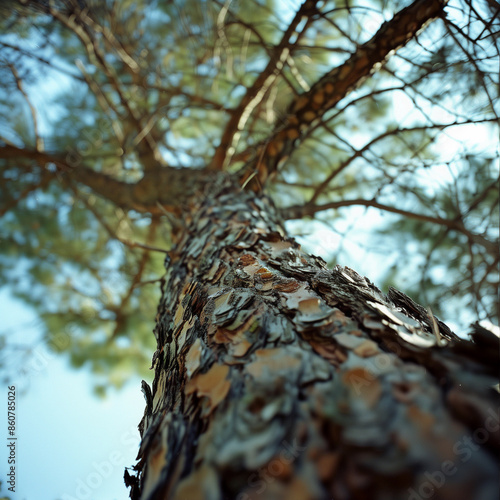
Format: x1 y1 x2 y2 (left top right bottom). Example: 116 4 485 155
0 0 498 389
374 154 499 323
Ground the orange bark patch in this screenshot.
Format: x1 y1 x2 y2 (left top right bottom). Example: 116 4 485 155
324 82 334 93
303 110 316 122
286 477 313 500
274 279 300 293
313 90 325 105
309 340 347 365
176 316 194 350
185 364 231 414
148 442 167 484
185 338 202 377
214 326 252 357
174 302 185 324
206 260 227 282
298 297 321 315
407 404 436 435
213 290 233 310
255 267 274 280
242 260 261 277
316 451 340 480
353 339 379 358
141 420 171 499
284 283 318 309
239 254 257 266
152 370 168 411
172 463 219 500
264 454 294 480
232 338 252 357
342 367 382 408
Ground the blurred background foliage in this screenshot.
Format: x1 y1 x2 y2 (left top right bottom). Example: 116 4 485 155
0 0 498 393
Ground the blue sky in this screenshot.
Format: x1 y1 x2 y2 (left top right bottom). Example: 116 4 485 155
0 289 147 500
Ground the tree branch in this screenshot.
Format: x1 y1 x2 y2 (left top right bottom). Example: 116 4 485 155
74 59 125 144
241 0 448 189
0 144 136 209
310 118 497 203
71 188 168 255
108 217 160 340
209 0 320 170
0 144 220 215
8 64 44 151
0 40 85 81
284 198 498 255
0 170 52 218
46 2 165 171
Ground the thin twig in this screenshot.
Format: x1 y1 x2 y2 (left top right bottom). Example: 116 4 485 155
8 64 43 151
70 186 169 254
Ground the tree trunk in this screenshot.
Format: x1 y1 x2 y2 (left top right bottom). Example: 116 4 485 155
126 175 499 500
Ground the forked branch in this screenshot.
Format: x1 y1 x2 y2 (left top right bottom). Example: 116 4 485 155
210 0 320 170
240 0 448 189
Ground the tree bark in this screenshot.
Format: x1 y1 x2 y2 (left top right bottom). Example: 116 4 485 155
126 175 499 500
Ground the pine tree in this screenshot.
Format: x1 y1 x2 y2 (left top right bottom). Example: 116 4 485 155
0 0 498 498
